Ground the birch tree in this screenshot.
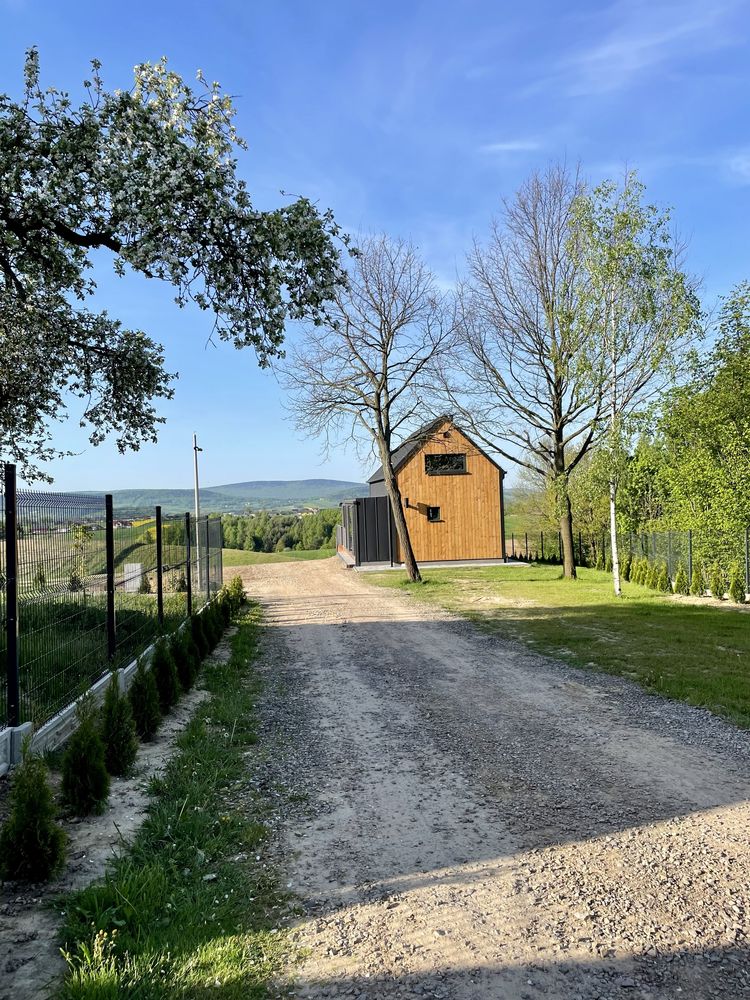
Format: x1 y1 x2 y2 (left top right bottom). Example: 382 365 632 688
282 234 454 582
572 172 699 594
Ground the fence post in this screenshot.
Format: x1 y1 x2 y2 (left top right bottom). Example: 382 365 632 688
578 530 582 565
105 494 116 661
185 512 192 617
688 529 693 583
155 506 164 627
525 532 528 560
4 463 20 728
511 533 515 559
541 531 545 560
745 527 749 595
205 517 211 603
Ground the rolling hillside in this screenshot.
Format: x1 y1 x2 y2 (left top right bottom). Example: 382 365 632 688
109 479 367 516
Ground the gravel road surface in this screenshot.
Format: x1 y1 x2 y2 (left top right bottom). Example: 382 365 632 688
237 557 750 1000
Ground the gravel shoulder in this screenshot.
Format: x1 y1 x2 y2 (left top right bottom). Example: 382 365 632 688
238 556 750 1000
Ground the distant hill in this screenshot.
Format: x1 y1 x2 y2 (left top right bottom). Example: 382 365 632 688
110 479 368 517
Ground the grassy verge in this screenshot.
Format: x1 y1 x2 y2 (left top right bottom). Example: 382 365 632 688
367 564 750 728
58 606 290 998
222 547 332 566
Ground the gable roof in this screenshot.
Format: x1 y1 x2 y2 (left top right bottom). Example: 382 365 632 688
367 415 505 483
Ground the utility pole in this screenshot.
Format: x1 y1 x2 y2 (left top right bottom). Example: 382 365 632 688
193 433 203 591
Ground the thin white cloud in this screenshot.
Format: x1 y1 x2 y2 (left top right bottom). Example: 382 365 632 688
478 139 542 154
528 0 741 98
726 151 750 183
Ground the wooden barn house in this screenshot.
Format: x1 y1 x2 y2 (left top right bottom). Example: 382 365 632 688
337 416 507 566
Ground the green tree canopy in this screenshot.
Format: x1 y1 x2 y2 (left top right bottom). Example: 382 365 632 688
1 50 346 479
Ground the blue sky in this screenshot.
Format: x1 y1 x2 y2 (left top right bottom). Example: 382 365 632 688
2 0 749 491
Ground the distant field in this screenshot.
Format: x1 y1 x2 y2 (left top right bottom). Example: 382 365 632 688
222 548 334 566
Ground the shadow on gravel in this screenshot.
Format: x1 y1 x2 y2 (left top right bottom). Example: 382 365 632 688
292 944 750 999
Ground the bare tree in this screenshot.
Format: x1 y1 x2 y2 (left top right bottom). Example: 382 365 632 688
282 234 454 582
442 164 602 578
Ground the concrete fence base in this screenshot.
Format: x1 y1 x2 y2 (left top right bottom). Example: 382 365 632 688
0 609 203 777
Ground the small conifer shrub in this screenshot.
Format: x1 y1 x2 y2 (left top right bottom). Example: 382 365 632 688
605 552 613 573
171 629 199 692
205 604 223 648
129 656 161 740
218 590 232 626
227 575 245 611
728 564 746 604
0 750 66 881
100 672 138 776
191 614 209 659
595 548 604 571
61 696 110 816
656 563 670 592
690 563 704 597
621 552 632 582
151 639 179 713
709 563 725 600
673 563 689 596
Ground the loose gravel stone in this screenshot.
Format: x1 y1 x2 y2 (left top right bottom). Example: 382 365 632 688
241 558 750 1000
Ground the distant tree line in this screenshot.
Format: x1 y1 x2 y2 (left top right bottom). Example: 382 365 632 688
221 509 340 553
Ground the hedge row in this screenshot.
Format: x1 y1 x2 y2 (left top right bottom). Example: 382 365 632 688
0 576 246 883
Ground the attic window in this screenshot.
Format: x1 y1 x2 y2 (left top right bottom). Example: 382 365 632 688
425 453 466 475
427 506 441 522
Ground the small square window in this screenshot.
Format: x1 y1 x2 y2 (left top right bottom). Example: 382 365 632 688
427 506 441 522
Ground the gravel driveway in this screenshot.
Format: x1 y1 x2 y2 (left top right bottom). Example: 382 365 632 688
237 557 750 1000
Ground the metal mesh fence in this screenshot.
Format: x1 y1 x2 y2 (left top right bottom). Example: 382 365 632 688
1 472 223 733
505 526 749 591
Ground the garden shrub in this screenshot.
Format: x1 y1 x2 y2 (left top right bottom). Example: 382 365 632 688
190 613 209 659
200 607 217 651
605 552 613 573
709 563 725 600
151 639 179 713
656 563 670 592
0 750 66 881
729 564 746 604
171 629 199 692
218 589 232 626
61 696 110 816
622 552 632 582
227 575 245 611
100 672 138 776
138 574 151 595
129 656 161 741
595 548 605 571
690 563 704 597
673 562 689 596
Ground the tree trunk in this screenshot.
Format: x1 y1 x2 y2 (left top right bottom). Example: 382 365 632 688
609 480 622 596
381 459 421 583
559 492 577 580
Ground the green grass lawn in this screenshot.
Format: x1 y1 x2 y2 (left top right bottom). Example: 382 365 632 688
222 547 333 566
366 564 750 728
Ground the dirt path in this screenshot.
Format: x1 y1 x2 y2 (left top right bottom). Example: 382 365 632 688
238 557 750 1000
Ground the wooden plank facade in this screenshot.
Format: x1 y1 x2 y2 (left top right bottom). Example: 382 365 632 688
392 420 504 562
339 417 506 565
